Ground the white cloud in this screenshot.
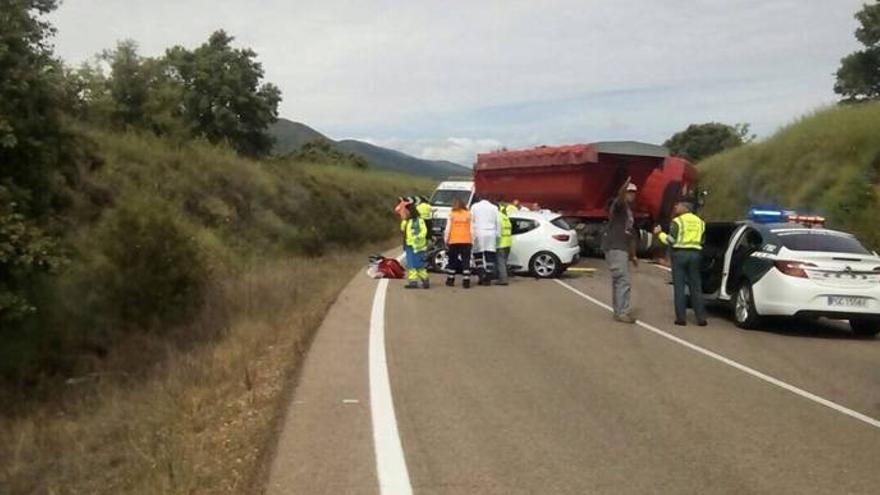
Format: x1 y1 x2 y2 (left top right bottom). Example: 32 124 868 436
47 0 868 156
421 138 503 164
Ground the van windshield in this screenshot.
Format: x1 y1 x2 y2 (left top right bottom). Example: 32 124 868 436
430 190 472 207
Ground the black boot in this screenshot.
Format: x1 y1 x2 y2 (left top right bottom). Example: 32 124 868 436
462 278 471 289
445 277 454 287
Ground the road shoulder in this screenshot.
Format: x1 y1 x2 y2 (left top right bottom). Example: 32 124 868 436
266 270 378 495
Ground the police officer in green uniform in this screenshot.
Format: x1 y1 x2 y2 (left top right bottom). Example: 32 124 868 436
495 206 513 285
416 196 433 234
654 202 707 326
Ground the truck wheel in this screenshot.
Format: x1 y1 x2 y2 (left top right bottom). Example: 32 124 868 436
849 319 880 338
733 281 761 329
530 251 561 279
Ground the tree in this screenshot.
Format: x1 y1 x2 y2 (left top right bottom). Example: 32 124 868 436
835 2 880 101
99 40 185 135
166 30 282 157
0 0 69 323
0 0 70 214
64 43 186 136
0 186 63 322
663 123 753 162
103 40 151 128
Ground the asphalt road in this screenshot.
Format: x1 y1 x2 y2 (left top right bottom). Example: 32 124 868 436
266 258 880 494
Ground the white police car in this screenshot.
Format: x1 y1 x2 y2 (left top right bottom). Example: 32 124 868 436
699 208 880 337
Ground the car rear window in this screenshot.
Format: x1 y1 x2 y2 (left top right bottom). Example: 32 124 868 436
775 231 870 255
550 217 573 230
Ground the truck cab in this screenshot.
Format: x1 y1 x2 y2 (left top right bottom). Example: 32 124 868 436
429 180 474 238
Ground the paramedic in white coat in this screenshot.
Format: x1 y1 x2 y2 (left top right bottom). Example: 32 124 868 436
470 196 500 286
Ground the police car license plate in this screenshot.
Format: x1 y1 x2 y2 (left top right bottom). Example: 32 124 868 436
827 296 868 308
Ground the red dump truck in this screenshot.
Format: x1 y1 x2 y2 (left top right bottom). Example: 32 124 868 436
473 141 698 253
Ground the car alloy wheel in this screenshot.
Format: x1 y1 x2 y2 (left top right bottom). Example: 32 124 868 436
733 282 760 329
433 250 449 272
735 286 750 322
530 251 560 278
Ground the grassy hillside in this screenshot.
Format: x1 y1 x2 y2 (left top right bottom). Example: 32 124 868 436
269 118 472 178
699 102 880 249
1 126 431 377
1 127 432 494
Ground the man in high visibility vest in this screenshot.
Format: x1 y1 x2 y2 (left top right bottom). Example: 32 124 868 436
495 207 513 285
654 202 707 326
502 200 519 215
416 196 433 233
402 203 430 289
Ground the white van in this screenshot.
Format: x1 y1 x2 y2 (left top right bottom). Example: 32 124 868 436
428 180 474 237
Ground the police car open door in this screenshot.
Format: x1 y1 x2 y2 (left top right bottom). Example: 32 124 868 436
719 225 765 301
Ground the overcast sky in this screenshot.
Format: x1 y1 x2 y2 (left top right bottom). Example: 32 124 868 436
49 0 865 165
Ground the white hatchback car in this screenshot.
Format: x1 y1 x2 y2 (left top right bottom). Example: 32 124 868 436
507 210 581 277
428 210 580 278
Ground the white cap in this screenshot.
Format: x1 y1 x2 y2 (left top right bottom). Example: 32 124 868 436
626 183 638 192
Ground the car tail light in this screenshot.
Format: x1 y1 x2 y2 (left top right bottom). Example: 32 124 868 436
552 234 570 242
774 260 816 278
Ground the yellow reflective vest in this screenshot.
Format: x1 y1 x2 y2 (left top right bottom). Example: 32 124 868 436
416 202 432 220
498 211 512 249
659 212 705 250
402 218 428 252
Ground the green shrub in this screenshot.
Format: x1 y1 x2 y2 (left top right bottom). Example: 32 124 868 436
88 197 209 332
0 188 65 324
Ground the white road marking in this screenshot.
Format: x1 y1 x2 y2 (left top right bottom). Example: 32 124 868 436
650 263 672 272
342 399 360 404
369 278 414 495
553 279 880 430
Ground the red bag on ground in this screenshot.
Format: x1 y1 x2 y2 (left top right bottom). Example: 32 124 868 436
377 257 405 279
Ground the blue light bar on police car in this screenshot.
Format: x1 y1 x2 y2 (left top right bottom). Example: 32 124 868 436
747 207 786 223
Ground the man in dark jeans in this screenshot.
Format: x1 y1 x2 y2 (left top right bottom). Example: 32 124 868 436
602 177 639 323
654 202 707 326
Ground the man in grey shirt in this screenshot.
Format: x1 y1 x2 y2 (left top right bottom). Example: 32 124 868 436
602 178 639 323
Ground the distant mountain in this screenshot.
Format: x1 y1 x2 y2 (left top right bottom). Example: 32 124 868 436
268 119 330 152
335 139 470 177
269 118 471 178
